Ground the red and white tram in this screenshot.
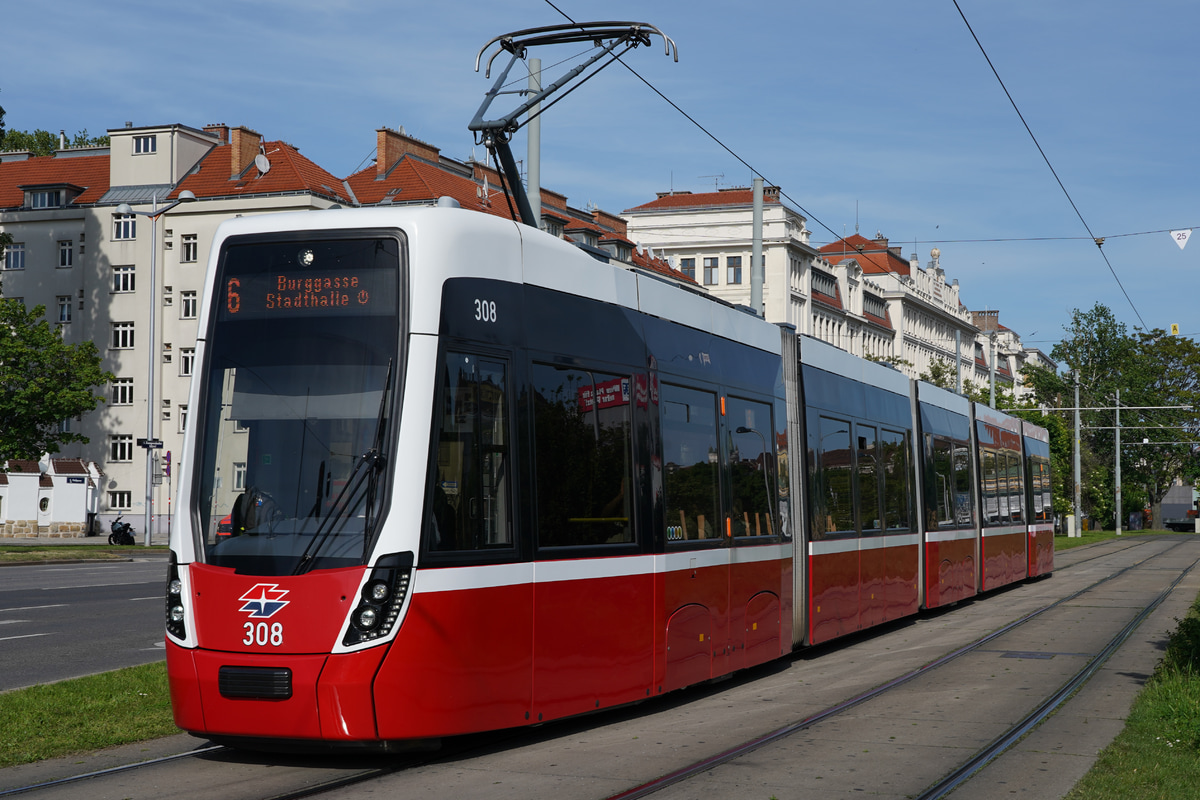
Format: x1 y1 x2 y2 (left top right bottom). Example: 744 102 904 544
164 205 1051 748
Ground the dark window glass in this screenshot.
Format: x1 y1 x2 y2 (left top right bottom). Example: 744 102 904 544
813 416 854 536
663 384 721 543
881 428 910 530
927 434 953 529
428 352 511 551
982 450 1001 525
532 364 634 548
953 442 974 527
727 397 777 538
1007 452 1025 523
858 425 880 532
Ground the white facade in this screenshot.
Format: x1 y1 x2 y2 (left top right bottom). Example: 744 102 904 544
0 123 343 538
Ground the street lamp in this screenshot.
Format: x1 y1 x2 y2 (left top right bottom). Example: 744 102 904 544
116 190 196 546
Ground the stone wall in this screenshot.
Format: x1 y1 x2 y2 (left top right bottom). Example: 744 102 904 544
0 520 93 538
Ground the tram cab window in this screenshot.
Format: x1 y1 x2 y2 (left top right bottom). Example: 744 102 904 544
726 396 778 539
427 352 511 551
531 363 634 548
662 384 721 544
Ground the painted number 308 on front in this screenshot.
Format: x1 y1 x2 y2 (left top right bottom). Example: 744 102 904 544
244 622 284 647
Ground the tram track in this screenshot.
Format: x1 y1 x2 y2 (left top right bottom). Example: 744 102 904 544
603 536 1199 800
2 536 1192 800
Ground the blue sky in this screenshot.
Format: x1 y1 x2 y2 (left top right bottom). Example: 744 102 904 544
4 0 1197 354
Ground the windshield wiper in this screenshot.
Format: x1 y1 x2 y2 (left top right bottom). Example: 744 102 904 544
293 359 394 574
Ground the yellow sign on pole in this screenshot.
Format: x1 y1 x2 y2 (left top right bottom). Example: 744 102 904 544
1171 323 1180 336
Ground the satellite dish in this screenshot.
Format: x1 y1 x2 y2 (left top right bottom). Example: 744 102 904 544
254 153 271 175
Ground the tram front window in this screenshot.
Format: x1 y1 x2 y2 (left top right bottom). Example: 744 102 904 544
194 235 402 575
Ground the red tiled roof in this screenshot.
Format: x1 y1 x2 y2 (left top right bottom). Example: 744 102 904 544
812 283 844 310
176 141 352 204
624 189 782 213
51 458 89 475
0 154 110 210
5 460 41 474
820 234 911 277
346 156 514 219
864 310 892 330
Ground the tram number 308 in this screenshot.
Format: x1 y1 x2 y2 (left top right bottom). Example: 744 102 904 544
243 622 284 647
474 299 497 323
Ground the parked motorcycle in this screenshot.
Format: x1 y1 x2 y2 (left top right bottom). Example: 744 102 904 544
108 515 136 546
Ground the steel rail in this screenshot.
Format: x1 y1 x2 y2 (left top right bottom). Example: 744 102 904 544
603 537 1190 800
0 744 225 797
916 549 1200 799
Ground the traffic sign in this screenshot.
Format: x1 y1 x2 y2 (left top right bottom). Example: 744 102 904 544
137 438 164 449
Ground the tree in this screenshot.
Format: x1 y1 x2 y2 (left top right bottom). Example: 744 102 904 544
1116 329 1200 525
0 300 113 462
0 128 108 156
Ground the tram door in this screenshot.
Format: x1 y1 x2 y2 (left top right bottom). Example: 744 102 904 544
661 384 730 688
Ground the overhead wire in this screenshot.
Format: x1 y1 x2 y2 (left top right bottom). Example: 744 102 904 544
538 0 1162 333
951 2 1147 331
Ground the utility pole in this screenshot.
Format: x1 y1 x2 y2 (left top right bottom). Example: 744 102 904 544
1080 371 1089 534
1115 389 1121 536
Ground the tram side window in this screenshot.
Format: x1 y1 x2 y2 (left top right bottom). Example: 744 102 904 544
727 396 777 538
881 429 911 531
812 416 855 537
531 364 634 548
1033 458 1051 522
428 352 512 551
663 384 721 543
1007 452 1025 524
858 425 881 533
953 442 974 527
982 450 1001 525
927 434 952 529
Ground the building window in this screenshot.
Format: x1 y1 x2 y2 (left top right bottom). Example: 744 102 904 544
727 255 743 285
3 243 25 270
108 490 132 510
179 404 189 433
180 347 195 376
110 434 134 463
31 190 62 209
181 234 198 263
680 257 696 280
134 135 157 154
703 257 718 286
234 461 247 492
111 322 135 349
180 290 198 319
58 240 73 268
111 377 134 405
112 264 135 293
57 296 72 324
113 214 136 241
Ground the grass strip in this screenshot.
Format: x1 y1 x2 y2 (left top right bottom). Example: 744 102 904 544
0 545 165 563
1065 590 1200 798
0 662 177 768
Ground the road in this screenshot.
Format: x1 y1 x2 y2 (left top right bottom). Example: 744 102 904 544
0 557 169 692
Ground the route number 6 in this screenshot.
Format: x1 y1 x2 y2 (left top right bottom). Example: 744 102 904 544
244 621 284 647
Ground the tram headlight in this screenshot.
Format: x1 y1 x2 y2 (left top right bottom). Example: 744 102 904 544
354 607 379 630
364 580 390 604
343 551 413 647
165 552 187 641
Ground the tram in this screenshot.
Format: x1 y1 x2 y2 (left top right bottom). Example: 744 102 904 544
164 204 1052 747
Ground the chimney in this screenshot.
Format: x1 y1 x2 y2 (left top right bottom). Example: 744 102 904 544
377 127 440 177
204 123 229 145
229 126 263 178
